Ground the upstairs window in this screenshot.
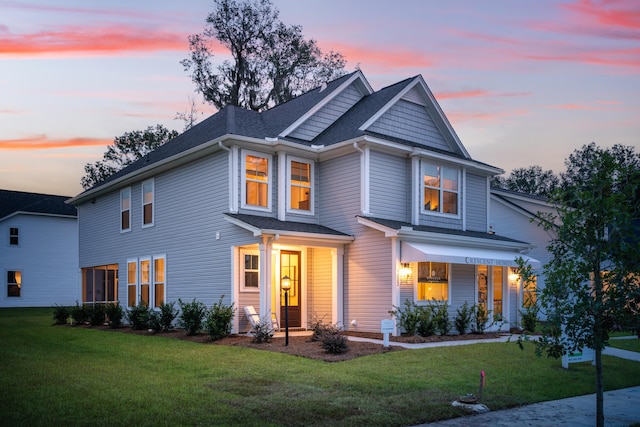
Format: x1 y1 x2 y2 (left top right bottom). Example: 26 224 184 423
288 158 313 213
9 227 19 245
242 151 271 210
142 180 154 227
422 163 459 215
7 270 21 297
120 188 131 232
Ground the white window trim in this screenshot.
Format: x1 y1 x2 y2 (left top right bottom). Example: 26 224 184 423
142 179 155 228
120 187 131 233
240 249 260 293
413 262 452 304
127 258 138 307
420 161 461 219
241 149 272 212
152 254 166 308
286 155 314 215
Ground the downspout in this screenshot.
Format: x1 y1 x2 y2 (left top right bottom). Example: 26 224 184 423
218 141 237 213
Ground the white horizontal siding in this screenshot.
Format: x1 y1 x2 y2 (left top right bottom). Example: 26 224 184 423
466 173 488 232
318 152 361 234
1 214 79 307
307 247 333 325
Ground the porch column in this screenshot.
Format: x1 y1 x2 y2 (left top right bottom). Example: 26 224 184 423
332 246 344 328
392 237 400 336
259 235 273 322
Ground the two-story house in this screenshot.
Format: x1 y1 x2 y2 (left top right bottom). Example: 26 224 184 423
1 190 79 307
68 71 540 334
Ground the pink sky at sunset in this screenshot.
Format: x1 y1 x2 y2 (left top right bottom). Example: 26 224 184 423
1 0 638 196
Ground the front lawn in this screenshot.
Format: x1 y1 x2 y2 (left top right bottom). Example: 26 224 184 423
2 308 640 426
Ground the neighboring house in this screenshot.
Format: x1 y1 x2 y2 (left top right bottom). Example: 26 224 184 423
68 70 541 335
0 190 79 307
489 187 556 324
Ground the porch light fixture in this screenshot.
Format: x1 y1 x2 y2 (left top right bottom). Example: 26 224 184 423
399 263 412 282
281 276 291 346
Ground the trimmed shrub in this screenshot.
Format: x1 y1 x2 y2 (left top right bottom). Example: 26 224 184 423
472 304 491 334
148 310 162 332
178 298 207 336
309 317 331 342
205 297 235 341
158 301 179 331
251 316 274 343
127 301 151 330
431 300 451 336
53 305 70 324
389 300 421 336
454 301 474 335
320 324 349 354
416 305 435 337
70 302 88 325
105 303 124 328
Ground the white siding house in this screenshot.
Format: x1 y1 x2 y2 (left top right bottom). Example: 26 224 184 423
69 71 542 335
0 190 79 307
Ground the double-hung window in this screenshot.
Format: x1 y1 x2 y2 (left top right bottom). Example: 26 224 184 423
241 250 259 292
242 150 271 210
120 188 131 232
127 260 137 307
422 163 459 215
154 256 165 307
9 227 19 245
287 158 313 213
139 258 151 305
7 270 21 297
142 179 154 227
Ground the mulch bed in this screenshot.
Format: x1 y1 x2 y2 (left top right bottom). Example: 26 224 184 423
67 323 505 362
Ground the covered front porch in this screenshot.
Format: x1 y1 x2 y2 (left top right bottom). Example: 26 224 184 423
224 214 353 334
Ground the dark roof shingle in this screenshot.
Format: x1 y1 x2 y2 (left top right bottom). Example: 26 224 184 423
0 190 77 220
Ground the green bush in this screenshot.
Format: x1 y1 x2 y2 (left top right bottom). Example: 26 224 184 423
178 298 207 336
205 297 235 341
320 325 349 354
127 301 151 330
70 302 88 325
105 303 124 328
520 305 539 333
454 301 474 335
88 303 106 326
53 305 70 324
473 304 491 334
148 310 162 332
158 301 178 331
309 317 330 342
389 300 421 336
251 316 274 343
431 300 451 335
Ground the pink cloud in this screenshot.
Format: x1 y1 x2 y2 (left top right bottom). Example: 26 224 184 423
0 25 188 58
0 135 111 150
448 108 530 125
563 0 640 31
435 90 532 100
328 43 434 69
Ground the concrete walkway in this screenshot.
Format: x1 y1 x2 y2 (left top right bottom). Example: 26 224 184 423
344 335 640 426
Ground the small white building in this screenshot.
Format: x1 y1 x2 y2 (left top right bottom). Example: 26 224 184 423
0 190 79 307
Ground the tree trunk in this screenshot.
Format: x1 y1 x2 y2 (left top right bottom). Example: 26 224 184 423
595 341 604 427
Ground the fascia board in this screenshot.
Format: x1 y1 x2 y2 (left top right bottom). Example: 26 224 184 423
399 229 534 252
0 211 77 222
357 216 399 237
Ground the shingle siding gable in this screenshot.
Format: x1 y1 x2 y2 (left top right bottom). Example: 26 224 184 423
367 99 452 152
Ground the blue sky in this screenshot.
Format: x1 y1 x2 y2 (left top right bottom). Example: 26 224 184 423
1 0 638 196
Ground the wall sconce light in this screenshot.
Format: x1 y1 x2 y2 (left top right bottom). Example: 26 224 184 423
509 272 520 282
399 263 412 281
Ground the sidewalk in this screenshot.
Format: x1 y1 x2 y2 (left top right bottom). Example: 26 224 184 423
344 335 640 426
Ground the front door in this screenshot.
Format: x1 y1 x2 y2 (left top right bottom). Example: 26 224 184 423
280 250 301 328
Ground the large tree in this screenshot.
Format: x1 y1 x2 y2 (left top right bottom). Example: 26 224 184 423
534 143 640 427
491 165 559 198
81 125 178 190
181 0 347 112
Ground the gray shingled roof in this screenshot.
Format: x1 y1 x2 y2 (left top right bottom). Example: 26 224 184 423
225 213 351 237
358 216 529 245
0 189 77 220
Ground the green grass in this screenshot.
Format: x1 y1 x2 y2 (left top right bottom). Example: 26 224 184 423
2 308 640 426
608 337 640 353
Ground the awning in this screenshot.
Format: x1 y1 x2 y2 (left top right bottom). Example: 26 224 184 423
401 242 541 269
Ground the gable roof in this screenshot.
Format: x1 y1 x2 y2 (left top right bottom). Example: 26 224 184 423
70 70 497 204
1 189 77 221
224 213 353 241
